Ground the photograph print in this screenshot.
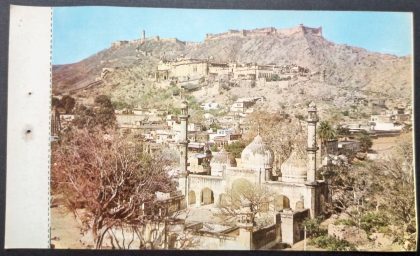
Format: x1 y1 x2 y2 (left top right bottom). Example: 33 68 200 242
50 7 415 251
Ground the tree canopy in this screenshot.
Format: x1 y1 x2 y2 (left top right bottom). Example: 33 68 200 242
73 95 116 130
322 133 415 250
52 95 76 114
52 129 175 248
357 131 373 152
245 110 302 171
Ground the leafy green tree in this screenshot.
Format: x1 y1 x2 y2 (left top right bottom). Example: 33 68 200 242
94 95 117 130
224 141 247 158
73 104 96 129
318 121 336 157
209 122 222 131
73 95 116 130
52 97 62 108
210 144 219 152
52 95 75 114
336 125 350 138
357 131 372 152
61 95 76 114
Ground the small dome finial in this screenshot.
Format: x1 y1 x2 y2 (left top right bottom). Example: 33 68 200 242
309 101 316 108
308 101 317 112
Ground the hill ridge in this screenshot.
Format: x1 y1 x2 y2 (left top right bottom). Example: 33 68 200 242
52 25 412 111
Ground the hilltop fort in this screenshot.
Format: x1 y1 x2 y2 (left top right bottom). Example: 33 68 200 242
205 24 322 41
111 24 323 48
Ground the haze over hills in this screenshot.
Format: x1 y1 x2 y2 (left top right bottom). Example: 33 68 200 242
52 25 412 116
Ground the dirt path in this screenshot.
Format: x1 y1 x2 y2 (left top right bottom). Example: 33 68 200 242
371 135 400 158
285 239 326 251
50 205 86 249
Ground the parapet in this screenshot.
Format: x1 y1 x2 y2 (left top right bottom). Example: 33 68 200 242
205 25 323 41
111 40 129 48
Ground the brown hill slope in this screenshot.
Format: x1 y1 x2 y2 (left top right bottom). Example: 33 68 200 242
52 26 412 102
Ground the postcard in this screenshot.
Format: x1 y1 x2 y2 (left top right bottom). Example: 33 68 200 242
5 5 416 251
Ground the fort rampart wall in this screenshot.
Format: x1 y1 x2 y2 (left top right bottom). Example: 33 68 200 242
205 25 322 41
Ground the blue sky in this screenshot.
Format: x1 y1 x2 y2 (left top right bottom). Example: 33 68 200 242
52 7 413 65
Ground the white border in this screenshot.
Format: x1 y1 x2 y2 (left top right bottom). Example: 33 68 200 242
5 5 51 249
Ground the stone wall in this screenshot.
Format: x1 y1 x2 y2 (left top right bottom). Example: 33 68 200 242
279 209 310 245
205 25 322 41
252 224 278 249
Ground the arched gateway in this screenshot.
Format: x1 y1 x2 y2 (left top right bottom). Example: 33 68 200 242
201 187 214 205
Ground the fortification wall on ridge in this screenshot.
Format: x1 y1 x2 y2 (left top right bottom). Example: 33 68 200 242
205 25 322 41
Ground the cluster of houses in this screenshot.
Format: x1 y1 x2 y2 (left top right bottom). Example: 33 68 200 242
342 99 412 137
113 107 244 172
51 94 412 250
155 57 312 91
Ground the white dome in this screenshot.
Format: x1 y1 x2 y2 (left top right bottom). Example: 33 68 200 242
281 150 307 183
240 135 274 171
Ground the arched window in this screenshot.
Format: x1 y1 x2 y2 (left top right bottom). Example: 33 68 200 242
201 188 214 205
274 195 290 211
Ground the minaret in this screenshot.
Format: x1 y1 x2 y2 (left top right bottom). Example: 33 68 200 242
306 102 319 184
179 100 189 199
142 30 146 41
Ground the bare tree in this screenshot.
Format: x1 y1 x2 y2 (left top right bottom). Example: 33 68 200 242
52 128 176 248
245 111 304 172
322 133 416 250
217 181 274 228
322 162 373 216
368 133 416 249
102 209 199 250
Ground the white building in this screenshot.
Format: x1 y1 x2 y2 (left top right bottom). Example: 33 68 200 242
201 102 220 111
177 102 328 247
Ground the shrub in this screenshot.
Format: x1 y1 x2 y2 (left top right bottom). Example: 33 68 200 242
210 144 219 152
112 100 133 110
360 211 389 234
310 235 356 251
209 122 222 130
334 218 357 226
224 141 247 158
303 217 326 237
358 133 373 152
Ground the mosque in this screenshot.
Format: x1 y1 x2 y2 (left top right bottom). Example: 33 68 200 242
176 101 329 247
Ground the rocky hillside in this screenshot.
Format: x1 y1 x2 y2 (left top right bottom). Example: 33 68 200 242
52 26 412 110
185 30 411 98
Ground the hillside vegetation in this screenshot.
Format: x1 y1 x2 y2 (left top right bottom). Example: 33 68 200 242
52 27 412 113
